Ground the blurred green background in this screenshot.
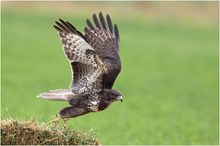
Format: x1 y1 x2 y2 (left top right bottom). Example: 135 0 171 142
1 1 219 145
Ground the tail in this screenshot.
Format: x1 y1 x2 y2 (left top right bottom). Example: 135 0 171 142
37 89 76 101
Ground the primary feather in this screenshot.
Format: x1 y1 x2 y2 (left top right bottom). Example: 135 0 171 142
84 12 121 89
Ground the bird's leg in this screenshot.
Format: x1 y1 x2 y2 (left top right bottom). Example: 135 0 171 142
63 118 69 127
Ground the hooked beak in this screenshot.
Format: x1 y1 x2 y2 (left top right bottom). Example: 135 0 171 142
117 96 123 102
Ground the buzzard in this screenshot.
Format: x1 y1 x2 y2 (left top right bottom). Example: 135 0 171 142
38 12 122 123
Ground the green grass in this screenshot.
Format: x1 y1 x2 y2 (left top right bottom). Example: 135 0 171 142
1 118 99 145
1 9 218 144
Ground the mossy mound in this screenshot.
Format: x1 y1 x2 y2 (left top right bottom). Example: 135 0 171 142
1 119 100 145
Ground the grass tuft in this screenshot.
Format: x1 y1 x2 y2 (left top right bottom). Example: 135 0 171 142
1 118 100 145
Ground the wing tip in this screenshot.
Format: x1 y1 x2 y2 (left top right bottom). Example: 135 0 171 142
114 24 119 40
86 18 94 30
99 11 103 16
59 18 64 22
53 25 62 32
106 14 113 33
54 18 87 41
89 12 117 35
85 12 120 45
98 12 107 30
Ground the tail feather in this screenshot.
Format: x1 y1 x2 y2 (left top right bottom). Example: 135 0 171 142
37 89 76 101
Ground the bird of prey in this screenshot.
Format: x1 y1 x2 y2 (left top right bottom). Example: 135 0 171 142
37 12 123 123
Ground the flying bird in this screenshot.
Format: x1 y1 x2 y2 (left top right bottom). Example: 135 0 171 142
38 12 122 123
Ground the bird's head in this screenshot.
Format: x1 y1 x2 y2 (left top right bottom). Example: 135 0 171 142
103 89 123 102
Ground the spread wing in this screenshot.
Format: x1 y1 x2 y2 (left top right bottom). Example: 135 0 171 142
53 19 106 95
84 12 121 89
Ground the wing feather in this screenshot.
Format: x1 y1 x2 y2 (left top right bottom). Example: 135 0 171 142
99 12 107 31
106 14 113 33
84 12 121 89
114 24 120 41
54 19 106 95
93 14 101 29
86 19 95 30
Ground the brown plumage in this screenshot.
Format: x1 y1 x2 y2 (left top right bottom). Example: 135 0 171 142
37 12 122 122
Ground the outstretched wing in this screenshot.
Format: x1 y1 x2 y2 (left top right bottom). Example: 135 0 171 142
84 12 121 89
53 19 106 95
